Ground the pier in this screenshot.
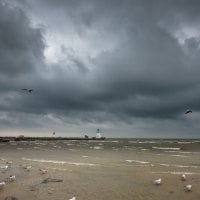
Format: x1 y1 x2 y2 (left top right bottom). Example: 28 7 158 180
0 136 105 142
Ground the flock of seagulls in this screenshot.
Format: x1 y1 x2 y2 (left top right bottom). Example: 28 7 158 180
0 105 195 199
0 162 76 200
154 174 192 192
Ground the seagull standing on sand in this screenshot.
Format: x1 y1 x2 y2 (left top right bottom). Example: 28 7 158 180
8 175 16 182
185 184 192 191
181 174 186 181
69 197 76 200
39 169 47 174
0 182 5 190
23 165 32 171
154 178 162 185
0 165 8 170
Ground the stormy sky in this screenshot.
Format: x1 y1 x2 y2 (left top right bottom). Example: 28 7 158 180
1 0 200 138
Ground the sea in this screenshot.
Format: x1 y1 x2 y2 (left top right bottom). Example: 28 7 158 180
0 138 200 200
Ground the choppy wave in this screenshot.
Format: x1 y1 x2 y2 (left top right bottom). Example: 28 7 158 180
159 163 199 168
90 146 102 150
128 141 157 144
177 141 200 144
151 171 198 175
169 155 188 158
125 160 150 164
21 157 99 166
152 147 180 150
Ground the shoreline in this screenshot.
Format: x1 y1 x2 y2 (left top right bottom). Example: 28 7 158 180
0 136 106 142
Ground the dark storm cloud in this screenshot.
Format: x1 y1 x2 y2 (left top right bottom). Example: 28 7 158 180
1 0 200 136
0 3 44 78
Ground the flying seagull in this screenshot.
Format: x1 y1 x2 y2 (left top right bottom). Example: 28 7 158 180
21 89 34 93
185 109 192 114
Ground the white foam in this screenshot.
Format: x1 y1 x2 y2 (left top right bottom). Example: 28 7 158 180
177 141 199 144
179 151 200 154
151 171 198 175
140 149 149 151
21 158 99 166
152 147 180 150
34 147 41 149
139 141 157 144
169 155 188 158
93 146 102 150
159 163 199 168
125 160 150 164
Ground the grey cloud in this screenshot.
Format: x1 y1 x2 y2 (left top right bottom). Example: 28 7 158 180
1 0 200 137
0 2 44 77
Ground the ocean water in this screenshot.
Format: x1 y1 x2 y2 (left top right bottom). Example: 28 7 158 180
0 139 200 200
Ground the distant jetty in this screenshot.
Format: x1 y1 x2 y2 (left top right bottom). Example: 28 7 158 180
0 136 106 142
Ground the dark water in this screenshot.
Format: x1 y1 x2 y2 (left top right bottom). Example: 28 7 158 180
0 139 200 200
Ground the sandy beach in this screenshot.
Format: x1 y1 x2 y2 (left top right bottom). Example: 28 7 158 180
1 139 200 200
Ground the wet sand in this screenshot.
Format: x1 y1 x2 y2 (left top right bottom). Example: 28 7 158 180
1 139 200 200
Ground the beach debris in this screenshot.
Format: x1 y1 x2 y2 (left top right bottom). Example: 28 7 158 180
185 109 192 114
154 178 162 185
39 169 47 174
69 197 76 200
4 196 18 200
0 181 6 190
8 175 16 182
181 174 186 181
41 178 63 184
185 184 192 191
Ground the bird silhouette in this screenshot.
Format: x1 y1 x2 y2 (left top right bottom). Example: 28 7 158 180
185 109 192 114
21 89 33 93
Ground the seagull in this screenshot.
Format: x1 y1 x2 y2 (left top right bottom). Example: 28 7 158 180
185 184 192 191
39 169 47 174
154 178 162 185
23 165 32 171
0 182 6 190
69 197 76 200
0 165 8 170
8 175 16 182
21 89 34 93
185 109 192 114
181 174 186 181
